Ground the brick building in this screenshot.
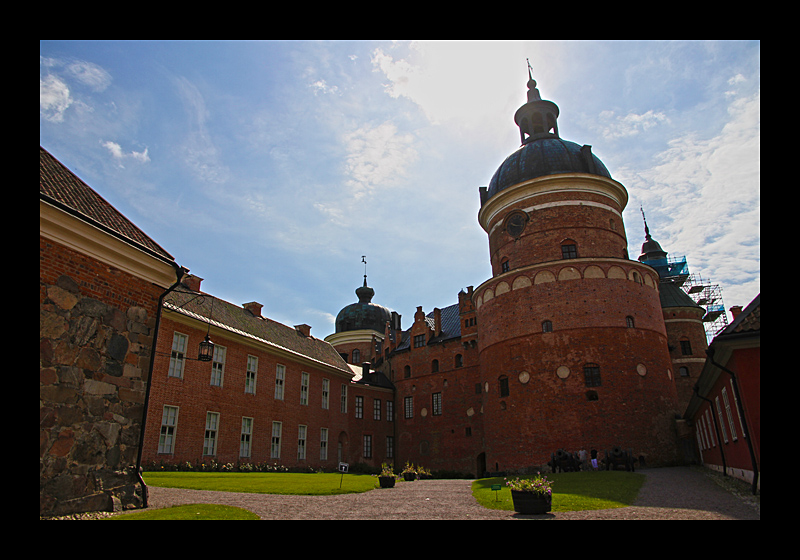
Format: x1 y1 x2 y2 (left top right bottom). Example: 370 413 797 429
40 147 182 516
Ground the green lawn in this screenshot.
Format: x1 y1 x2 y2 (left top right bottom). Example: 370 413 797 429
472 471 645 512
108 503 260 520
142 471 379 496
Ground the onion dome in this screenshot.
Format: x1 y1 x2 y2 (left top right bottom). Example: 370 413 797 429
334 276 393 334
484 62 611 203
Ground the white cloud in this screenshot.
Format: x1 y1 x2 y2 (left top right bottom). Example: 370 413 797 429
596 109 669 140
309 79 340 96
101 140 150 165
67 60 112 92
40 74 72 123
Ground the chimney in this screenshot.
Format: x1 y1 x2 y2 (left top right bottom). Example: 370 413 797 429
434 307 442 337
730 305 743 319
295 324 311 337
243 301 263 317
182 274 203 292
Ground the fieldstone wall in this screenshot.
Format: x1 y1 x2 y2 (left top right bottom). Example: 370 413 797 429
40 238 163 516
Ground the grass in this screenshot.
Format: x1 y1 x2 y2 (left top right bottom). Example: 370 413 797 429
472 471 645 512
142 471 379 496
108 503 259 520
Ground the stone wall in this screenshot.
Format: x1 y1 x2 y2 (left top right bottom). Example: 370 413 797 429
40 237 163 516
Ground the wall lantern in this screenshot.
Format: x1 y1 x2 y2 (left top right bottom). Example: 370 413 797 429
197 297 215 361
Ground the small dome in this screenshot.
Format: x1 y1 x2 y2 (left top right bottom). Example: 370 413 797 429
487 137 611 200
335 280 393 334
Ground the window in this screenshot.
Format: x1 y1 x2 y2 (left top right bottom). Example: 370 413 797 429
168 332 187 378
386 400 394 422
322 378 330 409
300 372 309 405
722 388 738 441
501 259 510 273
298 425 307 460
731 380 746 438
204 412 219 456
404 396 414 419
715 397 729 443
561 243 578 259
340 384 347 413
271 422 282 459
374 399 381 421
404 365 411 379
275 364 285 400
705 409 716 446
431 359 439 373
680 340 693 356
625 316 635 328
432 392 442 416
355 395 364 419
320 428 328 460
363 435 372 459
211 345 226 386
679 366 690 377
158 405 178 454
352 348 360 364
240 417 252 458
414 334 426 348
499 376 509 397
386 436 394 459
245 355 258 394
455 354 463 368
583 364 601 387
542 320 553 333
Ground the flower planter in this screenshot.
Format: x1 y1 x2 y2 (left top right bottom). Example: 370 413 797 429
402 473 416 481
378 476 396 488
510 490 552 514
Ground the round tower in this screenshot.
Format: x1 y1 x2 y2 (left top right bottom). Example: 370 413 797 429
474 66 681 470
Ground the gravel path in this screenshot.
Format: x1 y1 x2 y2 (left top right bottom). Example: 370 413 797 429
133 466 759 520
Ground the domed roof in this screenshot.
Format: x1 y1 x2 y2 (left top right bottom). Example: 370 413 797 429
335 279 393 334
487 137 611 199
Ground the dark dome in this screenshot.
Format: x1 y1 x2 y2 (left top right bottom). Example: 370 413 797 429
335 282 393 334
486 136 611 200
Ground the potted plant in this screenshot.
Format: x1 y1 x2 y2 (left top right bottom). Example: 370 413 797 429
401 461 417 481
378 463 396 488
505 473 554 514
417 465 433 480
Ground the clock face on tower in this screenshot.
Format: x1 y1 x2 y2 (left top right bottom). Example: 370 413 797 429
505 211 528 238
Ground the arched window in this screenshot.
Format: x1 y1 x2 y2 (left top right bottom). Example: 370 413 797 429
679 366 690 377
625 316 635 328
404 365 411 379
455 354 463 368
501 258 510 273
352 348 360 363
542 320 553 333
431 359 439 373
499 375 510 397
583 363 601 387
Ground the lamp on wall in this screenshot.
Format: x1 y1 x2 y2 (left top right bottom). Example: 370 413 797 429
197 297 215 362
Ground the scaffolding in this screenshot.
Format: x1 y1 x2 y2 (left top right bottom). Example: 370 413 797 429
681 273 729 340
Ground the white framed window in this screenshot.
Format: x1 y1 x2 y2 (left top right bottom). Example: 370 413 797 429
245 355 258 394
275 364 285 400
321 378 330 409
204 412 219 456
300 372 309 405
340 384 347 413
715 396 729 443
386 435 394 459
387 400 394 422
240 417 253 458
355 396 364 419
363 434 372 458
158 405 179 454
374 399 381 421
404 396 414 419
211 344 226 386
731 380 746 438
320 427 328 460
168 332 188 378
705 409 716 446
297 425 307 460
271 421 282 459
721 387 738 441
432 392 442 416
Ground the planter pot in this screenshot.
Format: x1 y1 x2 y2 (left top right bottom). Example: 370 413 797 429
378 476 396 488
510 490 552 514
402 473 416 481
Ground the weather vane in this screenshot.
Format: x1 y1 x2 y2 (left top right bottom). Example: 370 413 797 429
362 255 367 282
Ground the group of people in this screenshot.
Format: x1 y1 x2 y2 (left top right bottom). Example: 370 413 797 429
578 448 599 471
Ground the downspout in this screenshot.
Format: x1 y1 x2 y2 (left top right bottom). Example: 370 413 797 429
692 383 727 476
706 347 759 495
135 262 188 508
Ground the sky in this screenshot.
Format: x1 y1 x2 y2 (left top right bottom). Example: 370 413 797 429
40 40 760 339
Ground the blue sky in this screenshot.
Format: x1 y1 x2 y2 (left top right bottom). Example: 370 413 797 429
40 40 760 338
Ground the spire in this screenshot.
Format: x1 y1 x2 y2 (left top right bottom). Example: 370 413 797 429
356 255 374 303
638 207 667 262
514 60 559 144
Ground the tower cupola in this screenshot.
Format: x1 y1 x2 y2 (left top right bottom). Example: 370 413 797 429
514 60 560 144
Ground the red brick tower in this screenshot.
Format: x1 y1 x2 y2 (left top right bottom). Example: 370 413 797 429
473 67 681 470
